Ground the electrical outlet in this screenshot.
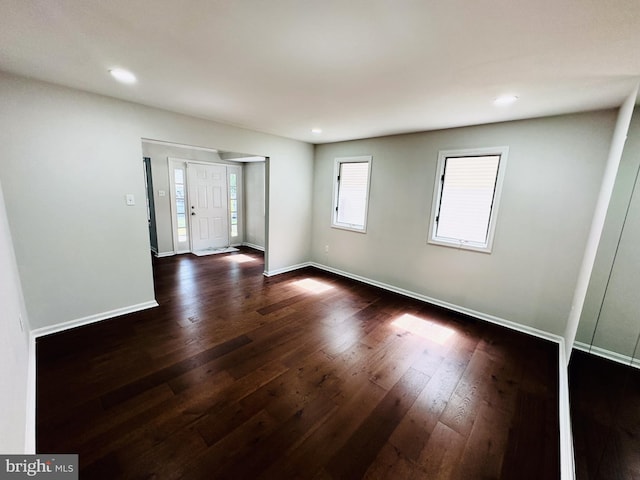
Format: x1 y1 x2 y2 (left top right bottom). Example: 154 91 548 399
325 245 329 253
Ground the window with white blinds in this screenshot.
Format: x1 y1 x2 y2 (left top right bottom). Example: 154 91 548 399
429 147 508 252
332 156 372 232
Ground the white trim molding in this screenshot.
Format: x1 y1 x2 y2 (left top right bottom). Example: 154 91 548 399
155 251 175 258
242 242 265 252
263 262 312 277
26 300 159 455
141 138 218 153
25 332 37 454
31 301 159 339
558 337 576 480
573 341 640 368
310 262 562 343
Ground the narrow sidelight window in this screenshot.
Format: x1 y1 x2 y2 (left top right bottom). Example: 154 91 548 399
229 172 239 238
428 147 508 252
174 168 188 243
332 156 372 232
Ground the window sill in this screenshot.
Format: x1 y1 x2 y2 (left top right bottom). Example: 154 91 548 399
427 238 492 253
331 223 367 234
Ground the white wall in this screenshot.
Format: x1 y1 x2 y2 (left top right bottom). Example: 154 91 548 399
576 107 640 356
268 154 314 272
0 179 30 453
0 72 313 330
312 111 617 336
244 162 266 249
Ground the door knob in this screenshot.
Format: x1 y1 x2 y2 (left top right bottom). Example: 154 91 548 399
191 212 196 216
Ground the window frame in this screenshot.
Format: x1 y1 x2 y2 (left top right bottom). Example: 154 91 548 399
331 155 372 233
167 158 191 254
227 165 243 244
427 146 508 253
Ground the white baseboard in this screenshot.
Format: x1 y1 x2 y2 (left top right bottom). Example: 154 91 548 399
263 261 312 277
309 262 563 344
573 341 640 368
155 251 175 258
558 337 575 480
25 332 36 454
242 242 265 252
31 300 159 339
26 300 160 451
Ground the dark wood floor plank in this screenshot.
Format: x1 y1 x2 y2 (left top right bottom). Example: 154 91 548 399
79 359 283 469
366 330 426 391
256 292 310 315
454 401 511 479
184 409 280 480
188 364 285 441
167 358 236 395
77 374 229 468
38 382 176 454
215 392 339 479
256 376 388 479
388 353 461 461
570 349 640 480
99 333 251 409
109 427 208 480
195 347 343 449
500 389 552 480
36 248 560 479
415 421 466 479
363 441 418 479
325 367 431 479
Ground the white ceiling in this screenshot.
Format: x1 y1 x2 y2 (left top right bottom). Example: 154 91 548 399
1 0 639 144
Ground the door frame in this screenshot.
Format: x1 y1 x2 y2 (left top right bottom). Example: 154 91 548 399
142 157 159 254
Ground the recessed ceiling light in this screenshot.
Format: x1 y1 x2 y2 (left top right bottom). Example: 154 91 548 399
311 128 322 134
109 68 137 84
494 95 519 106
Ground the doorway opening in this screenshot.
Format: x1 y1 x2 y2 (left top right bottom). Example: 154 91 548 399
142 157 159 255
141 140 266 258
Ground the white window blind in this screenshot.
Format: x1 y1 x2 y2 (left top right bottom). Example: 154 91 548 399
437 155 500 243
429 147 508 252
332 156 372 232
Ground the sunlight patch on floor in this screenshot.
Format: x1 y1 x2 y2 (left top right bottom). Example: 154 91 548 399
293 278 334 294
391 313 455 345
225 254 255 263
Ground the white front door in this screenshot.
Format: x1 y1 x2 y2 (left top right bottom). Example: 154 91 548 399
188 164 229 251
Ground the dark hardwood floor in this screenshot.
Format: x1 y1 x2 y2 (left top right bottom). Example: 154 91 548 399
570 349 640 480
37 248 560 479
